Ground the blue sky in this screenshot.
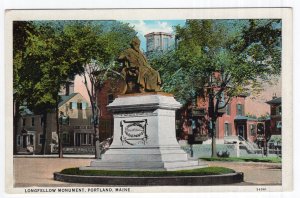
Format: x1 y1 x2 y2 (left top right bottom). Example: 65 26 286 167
121 20 186 52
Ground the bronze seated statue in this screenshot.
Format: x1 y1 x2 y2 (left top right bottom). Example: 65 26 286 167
118 37 161 94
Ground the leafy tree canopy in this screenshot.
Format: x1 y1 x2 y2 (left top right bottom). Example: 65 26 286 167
148 19 281 104
13 20 136 114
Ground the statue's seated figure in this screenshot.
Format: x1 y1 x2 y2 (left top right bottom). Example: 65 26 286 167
118 37 161 94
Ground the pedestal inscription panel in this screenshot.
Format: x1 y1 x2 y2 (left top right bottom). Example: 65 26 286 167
120 119 148 145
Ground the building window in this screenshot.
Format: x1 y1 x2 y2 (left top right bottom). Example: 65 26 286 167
277 105 282 116
163 37 169 50
276 121 282 129
52 132 58 144
39 134 45 145
226 103 231 115
237 104 244 116
155 38 160 48
107 94 114 104
22 118 26 126
31 117 35 126
17 136 21 146
250 124 256 136
40 117 44 126
77 102 82 110
257 123 264 134
70 102 77 109
82 102 87 110
224 123 231 136
81 133 92 145
271 106 276 115
29 135 34 145
62 133 70 144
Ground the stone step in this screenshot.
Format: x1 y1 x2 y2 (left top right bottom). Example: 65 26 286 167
82 160 206 171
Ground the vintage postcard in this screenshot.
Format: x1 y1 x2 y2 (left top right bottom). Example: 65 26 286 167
5 8 292 194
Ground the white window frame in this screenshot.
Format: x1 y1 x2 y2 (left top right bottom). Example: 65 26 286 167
81 133 92 145
224 123 229 136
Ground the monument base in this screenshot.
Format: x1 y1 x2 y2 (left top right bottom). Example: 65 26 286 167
80 93 207 171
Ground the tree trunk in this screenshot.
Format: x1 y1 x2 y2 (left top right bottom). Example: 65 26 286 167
93 100 101 159
40 112 47 155
211 118 217 157
94 89 101 159
94 123 101 159
56 101 63 158
13 100 20 155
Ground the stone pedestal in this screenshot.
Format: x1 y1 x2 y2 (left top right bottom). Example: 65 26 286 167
81 93 206 171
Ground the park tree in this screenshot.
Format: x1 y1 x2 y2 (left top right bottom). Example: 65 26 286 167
76 21 136 159
13 20 135 158
148 19 281 157
15 21 88 156
13 21 36 154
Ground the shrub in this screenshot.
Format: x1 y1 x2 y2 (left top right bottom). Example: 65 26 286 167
217 150 230 158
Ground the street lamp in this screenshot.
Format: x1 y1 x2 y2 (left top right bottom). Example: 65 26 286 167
58 112 69 158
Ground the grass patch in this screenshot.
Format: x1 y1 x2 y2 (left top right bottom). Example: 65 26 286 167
60 167 235 177
200 157 281 163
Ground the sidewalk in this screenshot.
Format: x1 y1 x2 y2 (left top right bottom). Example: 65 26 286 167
12 157 282 187
13 154 95 158
204 161 282 185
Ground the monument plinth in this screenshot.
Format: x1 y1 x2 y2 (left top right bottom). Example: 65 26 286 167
81 93 206 171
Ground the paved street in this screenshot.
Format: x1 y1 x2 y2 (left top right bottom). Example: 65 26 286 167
203 161 282 185
13 157 281 187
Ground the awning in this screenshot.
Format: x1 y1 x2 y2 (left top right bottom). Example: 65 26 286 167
234 115 257 121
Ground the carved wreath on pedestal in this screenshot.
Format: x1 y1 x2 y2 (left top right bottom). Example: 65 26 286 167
120 119 148 146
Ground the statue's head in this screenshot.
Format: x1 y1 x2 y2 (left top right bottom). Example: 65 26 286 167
131 37 141 49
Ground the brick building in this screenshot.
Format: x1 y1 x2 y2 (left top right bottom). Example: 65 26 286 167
266 96 282 150
177 93 265 145
266 96 282 136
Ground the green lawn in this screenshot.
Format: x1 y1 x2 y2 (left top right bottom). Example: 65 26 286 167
60 166 235 177
200 157 281 163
